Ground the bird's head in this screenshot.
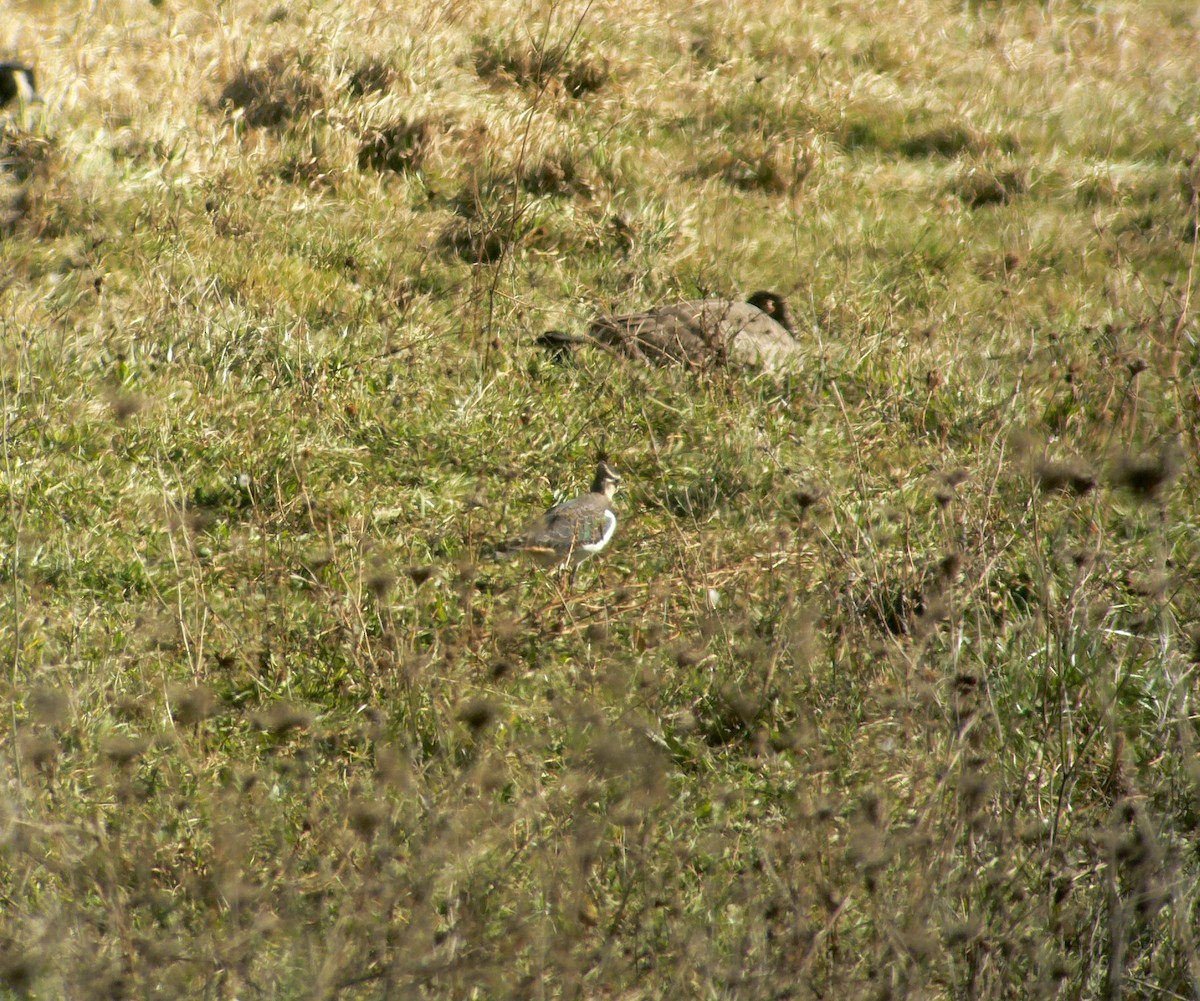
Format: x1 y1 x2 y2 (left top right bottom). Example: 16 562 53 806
592 460 622 498
746 290 795 337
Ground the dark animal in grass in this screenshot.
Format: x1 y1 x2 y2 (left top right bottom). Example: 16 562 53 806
588 291 801 371
0 63 39 107
535 329 589 362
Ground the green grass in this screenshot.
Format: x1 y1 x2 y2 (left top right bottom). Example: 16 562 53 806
2 0 1199 997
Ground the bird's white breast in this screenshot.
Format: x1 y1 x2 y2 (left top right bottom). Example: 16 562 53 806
583 509 617 553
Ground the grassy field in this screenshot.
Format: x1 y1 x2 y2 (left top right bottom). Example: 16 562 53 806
2 0 1199 997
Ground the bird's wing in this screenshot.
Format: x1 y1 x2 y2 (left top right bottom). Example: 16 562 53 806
590 307 710 366
678 301 799 371
590 299 793 367
528 498 613 548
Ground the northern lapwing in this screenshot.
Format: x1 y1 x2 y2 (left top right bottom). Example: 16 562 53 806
504 460 622 581
589 291 801 372
0 63 40 108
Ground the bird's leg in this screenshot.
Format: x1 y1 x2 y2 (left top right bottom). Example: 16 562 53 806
562 540 579 589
